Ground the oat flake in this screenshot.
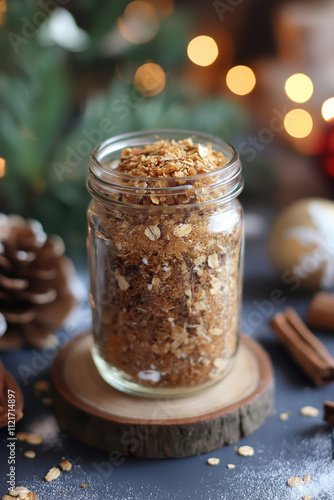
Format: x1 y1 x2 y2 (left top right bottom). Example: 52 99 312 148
287 476 303 487
25 434 44 445
44 467 60 482
300 406 319 417
144 226 161 241
8 487 30 496
173 224 192 237
238 445 254 457
59 460 72 471
207 458 220 466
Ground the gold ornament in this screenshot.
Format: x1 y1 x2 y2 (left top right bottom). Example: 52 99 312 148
269 198 334 291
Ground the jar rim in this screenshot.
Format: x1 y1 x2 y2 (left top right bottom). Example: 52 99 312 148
90 129 240 183
88 129 243 209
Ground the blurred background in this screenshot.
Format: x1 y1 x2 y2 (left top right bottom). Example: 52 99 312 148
1 0 334 251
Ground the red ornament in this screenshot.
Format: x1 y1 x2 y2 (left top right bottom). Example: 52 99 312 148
319 120 334 182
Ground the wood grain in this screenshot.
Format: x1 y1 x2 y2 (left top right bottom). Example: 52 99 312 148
52 333 274 458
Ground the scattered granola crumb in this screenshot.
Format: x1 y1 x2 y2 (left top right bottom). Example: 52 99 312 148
16 432 29 442
300 406 319 417
303 474 311 483
59 460 72 471
302 496 312 500
207 457 220 465
23 450 36 459
8 487 30 497
25 434 44 445
6 487 38 499
33 380 50 393
81 483 88 489
287 476 303 487
280 412 289 421
16 432 44 445
226 464 235 469
45 467 61 482
116 138 228 178
238 445 254 457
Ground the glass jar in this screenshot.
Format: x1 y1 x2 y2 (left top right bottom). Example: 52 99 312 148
87 130 244 398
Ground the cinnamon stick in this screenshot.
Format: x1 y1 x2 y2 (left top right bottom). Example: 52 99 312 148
324 401 334 427
307 292 334 331
270 308 334 387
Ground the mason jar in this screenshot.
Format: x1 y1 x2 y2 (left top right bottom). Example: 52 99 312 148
87 130 244 398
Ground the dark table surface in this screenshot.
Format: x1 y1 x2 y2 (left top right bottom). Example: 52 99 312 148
1 208 334 500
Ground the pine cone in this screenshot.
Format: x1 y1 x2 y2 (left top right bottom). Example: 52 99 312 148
0 357 24 427
0 214 76 350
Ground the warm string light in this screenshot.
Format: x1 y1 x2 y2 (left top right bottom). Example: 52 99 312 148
285 73 313 103
284 74 313 142
226 65 256 96
134 63 166 96
187 36 218 67
0 158 6 178
150 0 174 18
284 109 313 138
322 98 334 121
118 1 159 44
0 0 6 26
293 129 325 155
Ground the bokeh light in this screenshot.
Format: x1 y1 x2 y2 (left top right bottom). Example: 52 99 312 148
0 158 6 178
118 1 159 44
187 36 219 67
325 157 334 177
226 66 256 96
322 97 334 121
0 0 7 26
293 129 325 156
39 8 89 52
134 63 166 96
285 73 313 103
284 109 313 138
149 0 174 18
115 61 137 83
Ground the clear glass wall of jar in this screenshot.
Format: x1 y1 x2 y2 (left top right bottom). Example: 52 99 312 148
87 130 244 398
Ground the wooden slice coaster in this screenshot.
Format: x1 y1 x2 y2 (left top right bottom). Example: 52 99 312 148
52 333 274 459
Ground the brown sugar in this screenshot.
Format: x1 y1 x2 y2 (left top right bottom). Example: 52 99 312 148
89 138 243 391
116 138 228 178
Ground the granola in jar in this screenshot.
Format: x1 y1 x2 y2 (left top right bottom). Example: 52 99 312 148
87 131 244 397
